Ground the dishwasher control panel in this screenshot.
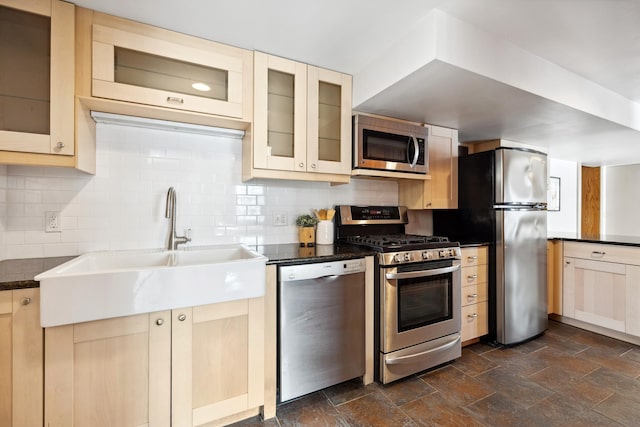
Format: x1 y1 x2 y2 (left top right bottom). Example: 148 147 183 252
280 258 366 282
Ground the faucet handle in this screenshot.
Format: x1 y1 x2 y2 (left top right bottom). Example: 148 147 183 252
185 228 192 242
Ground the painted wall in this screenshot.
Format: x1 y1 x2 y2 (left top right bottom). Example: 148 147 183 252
548 158 579 234
0 123 398 261
602 164 640 236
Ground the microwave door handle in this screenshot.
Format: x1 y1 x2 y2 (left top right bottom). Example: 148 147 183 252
407 135 419 168
385 264 460 280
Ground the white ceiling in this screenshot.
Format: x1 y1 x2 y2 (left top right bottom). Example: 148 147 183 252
72 0 640 166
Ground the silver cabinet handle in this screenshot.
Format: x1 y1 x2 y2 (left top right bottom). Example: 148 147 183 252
56 142 65 149
467 274 478 280
20 297 31 306
167 96 184 104
467 256 478 261
591 251 606 257
310 163 316 168
156 318 164 326
468 293 478 298
467 313 478 319
178 314 187 321
298 162 304 168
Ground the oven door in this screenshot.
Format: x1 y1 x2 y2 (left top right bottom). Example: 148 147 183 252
357 127 427 173
381 260 461 353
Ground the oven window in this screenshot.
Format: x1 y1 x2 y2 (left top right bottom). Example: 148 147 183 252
397 273 452 332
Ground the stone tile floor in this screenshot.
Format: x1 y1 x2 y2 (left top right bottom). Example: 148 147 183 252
230 320 640 426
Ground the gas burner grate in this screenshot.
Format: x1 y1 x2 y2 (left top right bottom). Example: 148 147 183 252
345 234 449 248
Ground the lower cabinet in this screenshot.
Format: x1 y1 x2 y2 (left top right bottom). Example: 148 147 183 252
0 288 43 427
460 246 488 343
45 297 264 427
563 241 640 337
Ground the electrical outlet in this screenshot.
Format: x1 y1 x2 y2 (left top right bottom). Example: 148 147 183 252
272 213 288 226
45 211 61 233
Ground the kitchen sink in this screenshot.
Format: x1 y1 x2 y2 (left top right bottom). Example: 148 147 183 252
35 244 268 327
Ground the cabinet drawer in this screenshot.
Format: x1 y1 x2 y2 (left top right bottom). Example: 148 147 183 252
460 246 488 268
461 302 488 342
461 265 487 286
462 283 488 306
564 242 640 266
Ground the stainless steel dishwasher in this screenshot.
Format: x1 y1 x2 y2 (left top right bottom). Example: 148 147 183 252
278 258 366 402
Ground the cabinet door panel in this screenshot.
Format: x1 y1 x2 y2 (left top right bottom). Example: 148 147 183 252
45 312 171 427
626 266 640 336
306 66 352 175
572 258 626 332
253 52 307 172
12 288 43 427
0 0 74 156
424 127 458 209
91 23 245 118
0 291 11 427
172 298 264 427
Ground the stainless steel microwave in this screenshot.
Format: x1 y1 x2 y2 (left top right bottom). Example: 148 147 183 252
353 114 428 174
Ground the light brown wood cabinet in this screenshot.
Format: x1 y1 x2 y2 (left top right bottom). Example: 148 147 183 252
460 246 488 343
88 12 253 121
0 0 76 166
45 297 265 427
547 240 563 315
398 125 458 209
246 52 352 183
562 241 640 336
0 288 43 427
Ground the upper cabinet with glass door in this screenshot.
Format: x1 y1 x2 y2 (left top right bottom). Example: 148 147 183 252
90 13 253 121
248 52 352 183
0 0 74 158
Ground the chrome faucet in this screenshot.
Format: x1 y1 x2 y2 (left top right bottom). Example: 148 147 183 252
165 187 191 250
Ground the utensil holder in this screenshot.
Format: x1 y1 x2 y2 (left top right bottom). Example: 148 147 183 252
316 220 334 245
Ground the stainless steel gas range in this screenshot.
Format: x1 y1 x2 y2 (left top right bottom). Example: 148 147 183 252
336 205 462 383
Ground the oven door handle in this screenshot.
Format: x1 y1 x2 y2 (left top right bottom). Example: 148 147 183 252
385 264 460 280
385 335 461 365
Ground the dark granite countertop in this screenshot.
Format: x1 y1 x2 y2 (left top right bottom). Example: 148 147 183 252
257 243 377 266
0 256 76 291
548 232 640 247
459 242 491 248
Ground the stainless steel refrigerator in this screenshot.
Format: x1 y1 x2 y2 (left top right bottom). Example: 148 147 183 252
436 147 548 345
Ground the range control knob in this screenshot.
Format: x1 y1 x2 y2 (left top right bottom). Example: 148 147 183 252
439 250 449 258
393 254 402 263
422 251 433 260
404 253 411 261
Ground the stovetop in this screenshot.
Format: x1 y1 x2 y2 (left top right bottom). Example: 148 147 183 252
335 205 461 265
342 234 454 251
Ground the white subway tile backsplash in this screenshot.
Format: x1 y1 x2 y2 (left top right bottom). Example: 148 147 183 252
0 122 398 260
6 244 44 259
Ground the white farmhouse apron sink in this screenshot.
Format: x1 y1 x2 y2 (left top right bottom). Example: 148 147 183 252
35 244 267 327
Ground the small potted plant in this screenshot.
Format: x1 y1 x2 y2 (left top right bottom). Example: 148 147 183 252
296 214 319 247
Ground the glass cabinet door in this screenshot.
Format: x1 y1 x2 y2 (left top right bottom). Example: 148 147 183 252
253 52 307 172
0 0 74 156
307 66 352 175
92 23 247 119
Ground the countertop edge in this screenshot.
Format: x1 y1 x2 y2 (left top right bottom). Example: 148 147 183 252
548 235 640 247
